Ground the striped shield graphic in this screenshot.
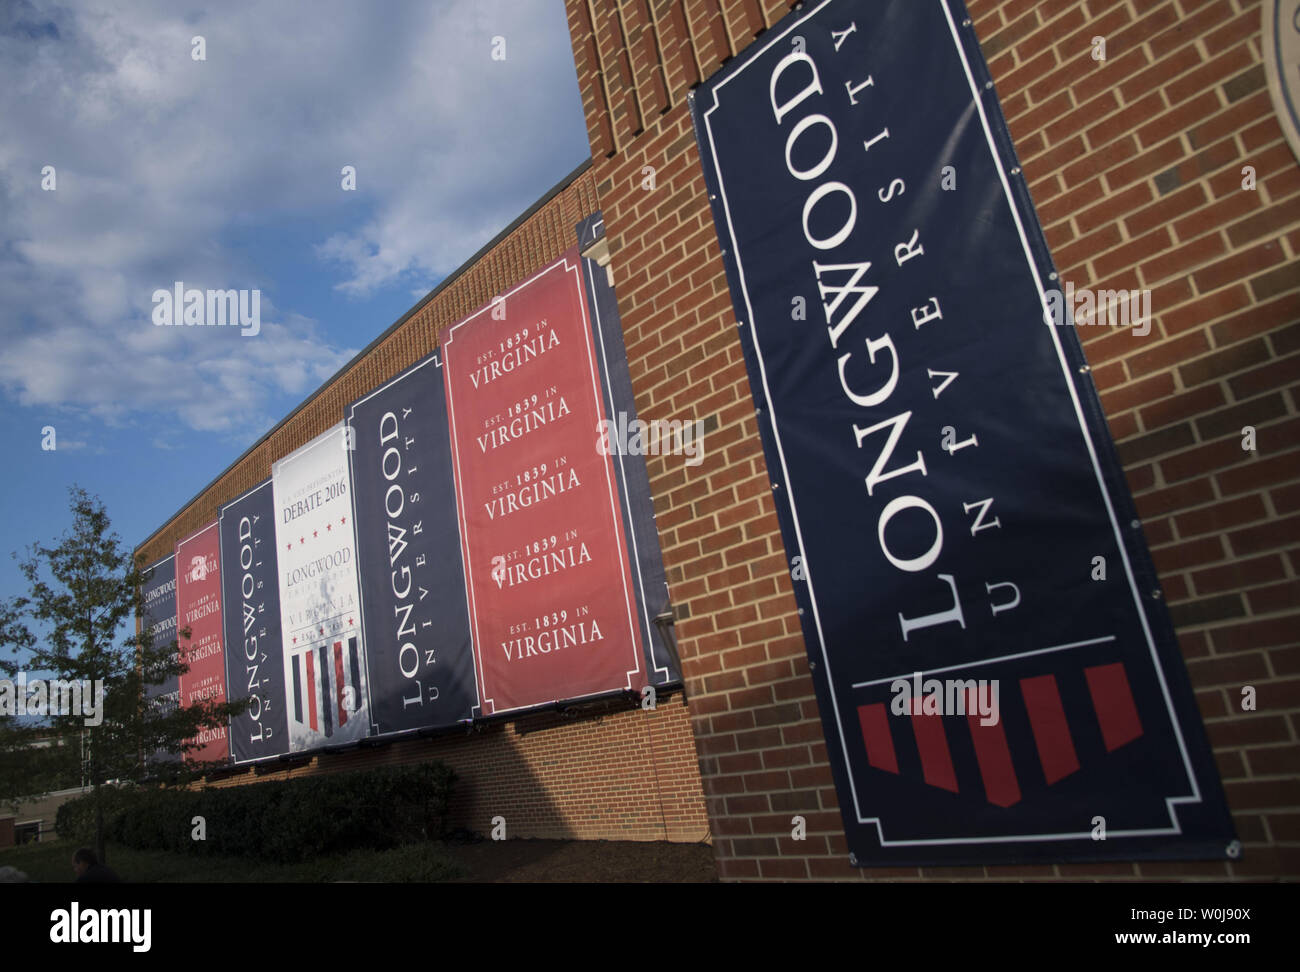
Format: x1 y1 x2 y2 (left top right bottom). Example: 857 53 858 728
289 635 365 739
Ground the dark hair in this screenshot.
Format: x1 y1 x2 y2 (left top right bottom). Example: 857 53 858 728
73 847 98 867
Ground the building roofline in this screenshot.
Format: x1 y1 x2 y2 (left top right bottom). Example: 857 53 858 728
136 156 594 556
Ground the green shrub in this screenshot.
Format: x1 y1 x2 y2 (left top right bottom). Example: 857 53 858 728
54 784 133 844
55 762 454 862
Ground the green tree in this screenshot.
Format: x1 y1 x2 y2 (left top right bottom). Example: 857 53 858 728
0 486 244 863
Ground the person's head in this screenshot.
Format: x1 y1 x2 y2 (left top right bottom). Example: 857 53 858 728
72 847 98 876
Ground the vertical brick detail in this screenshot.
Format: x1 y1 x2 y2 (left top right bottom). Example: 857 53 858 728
684 0 734 77
623 0 670 121
720 0 765 48
759 1 797 29
568 1 615 157
591 0 642 147
649 1 702 100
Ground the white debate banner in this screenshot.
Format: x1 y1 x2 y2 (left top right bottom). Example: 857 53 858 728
272 422 371 751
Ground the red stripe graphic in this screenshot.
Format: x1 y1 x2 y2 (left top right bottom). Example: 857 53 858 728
858 703 898 774
305 652 318 733
334 641 347 726
1021 674 1080 784
911 706 958 793
1085 662 1143 752
966 688 1020 807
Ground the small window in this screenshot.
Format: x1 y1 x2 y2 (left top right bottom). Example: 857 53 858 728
15 821 41 845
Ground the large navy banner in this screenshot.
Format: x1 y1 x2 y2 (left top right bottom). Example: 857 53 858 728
349 351 479 734
690 0 1235 864
220 480 288 763
577 212 680 689
140 554 180 767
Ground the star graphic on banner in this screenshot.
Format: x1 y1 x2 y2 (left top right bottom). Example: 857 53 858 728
286 543 292 550
292 636 297 644
299 536 305 545
340 516 347 525
348 617 355 626
326 523 333 532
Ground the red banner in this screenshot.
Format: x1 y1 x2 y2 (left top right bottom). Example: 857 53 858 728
175 522 230 762
443 249 645 715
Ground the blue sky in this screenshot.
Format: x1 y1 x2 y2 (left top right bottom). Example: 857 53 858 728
0 0 591 661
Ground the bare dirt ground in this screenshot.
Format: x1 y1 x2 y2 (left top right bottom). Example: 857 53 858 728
441 838 718 882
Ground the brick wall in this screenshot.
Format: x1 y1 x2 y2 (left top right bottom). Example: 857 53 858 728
566 0 1299 879
203 692 707 843
136 167 710 846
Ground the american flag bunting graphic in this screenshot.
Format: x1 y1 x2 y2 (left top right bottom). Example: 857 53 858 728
290 635 363 738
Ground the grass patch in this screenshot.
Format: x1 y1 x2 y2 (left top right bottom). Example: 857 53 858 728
1 839 463 883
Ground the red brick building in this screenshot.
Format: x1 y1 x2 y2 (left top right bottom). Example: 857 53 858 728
140 0 1298 880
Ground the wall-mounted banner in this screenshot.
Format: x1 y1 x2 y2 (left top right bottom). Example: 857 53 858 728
140 554 180 766
443 248 646 715
349 351 479 734
175 523 230 764
220 480 288 763
272 422 371 751
690 0 1235 864
576 212 680 687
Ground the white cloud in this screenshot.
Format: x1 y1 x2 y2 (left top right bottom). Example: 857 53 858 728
0 0 589 437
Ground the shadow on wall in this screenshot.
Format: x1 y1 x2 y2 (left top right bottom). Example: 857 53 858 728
429 694 704 844
200 690 707 847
